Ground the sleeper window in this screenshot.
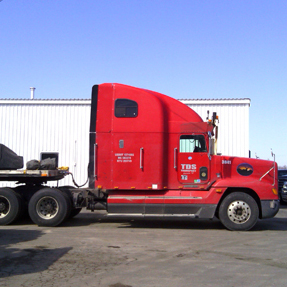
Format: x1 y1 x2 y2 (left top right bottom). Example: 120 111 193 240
115 99 138 118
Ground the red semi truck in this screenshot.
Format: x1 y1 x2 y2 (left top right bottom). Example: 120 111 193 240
0 83 280 230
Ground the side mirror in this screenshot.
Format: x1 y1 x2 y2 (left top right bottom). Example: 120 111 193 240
208 132 214 159
209 139 214 155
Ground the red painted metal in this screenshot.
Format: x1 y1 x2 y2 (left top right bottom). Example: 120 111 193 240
92 83 278 210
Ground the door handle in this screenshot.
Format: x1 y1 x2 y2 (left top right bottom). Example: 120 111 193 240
140 147 144 170
174 148 177 169
94 143 98 178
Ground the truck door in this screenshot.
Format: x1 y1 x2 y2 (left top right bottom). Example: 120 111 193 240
178 134 210 185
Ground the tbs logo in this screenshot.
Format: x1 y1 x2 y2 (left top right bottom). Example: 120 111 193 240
181 164 196 170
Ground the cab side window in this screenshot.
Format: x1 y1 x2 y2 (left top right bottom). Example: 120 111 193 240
180 135 207 153
115 99 138 118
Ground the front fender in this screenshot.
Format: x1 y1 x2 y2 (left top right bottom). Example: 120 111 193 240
212 179 278 200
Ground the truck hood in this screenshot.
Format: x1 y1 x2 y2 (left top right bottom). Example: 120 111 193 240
213 155 277 189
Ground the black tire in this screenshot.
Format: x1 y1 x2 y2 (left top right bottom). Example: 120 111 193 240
13 186 30 220
219 192 259 231
60 190 72 220
28 188 71 227
58 186 82 219
69 208 82 218
0 187 22 225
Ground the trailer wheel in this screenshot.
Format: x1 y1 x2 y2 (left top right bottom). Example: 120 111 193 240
219 192 259 231
0 188 22 225
28 188 71 227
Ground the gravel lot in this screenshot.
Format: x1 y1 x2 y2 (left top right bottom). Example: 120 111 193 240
1 207 287 287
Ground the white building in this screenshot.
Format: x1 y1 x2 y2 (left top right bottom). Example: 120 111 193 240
183 98 251 158
0 97 250 187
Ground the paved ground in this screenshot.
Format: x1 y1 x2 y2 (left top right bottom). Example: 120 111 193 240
1 206 287 287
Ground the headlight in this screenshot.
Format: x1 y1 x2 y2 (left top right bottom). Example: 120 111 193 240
283 181 287 189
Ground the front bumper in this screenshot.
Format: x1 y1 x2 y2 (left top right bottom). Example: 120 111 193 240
261 200 280 219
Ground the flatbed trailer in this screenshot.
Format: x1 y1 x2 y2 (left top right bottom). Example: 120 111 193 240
0 169 68 183
0 169 84 226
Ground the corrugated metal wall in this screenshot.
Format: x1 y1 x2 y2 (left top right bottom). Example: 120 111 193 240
0 98 250 187
0 100 91 187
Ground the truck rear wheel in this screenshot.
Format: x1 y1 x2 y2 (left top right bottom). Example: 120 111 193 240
0 188 22 225
58 186 82 218
69 208 82 218
28 188 71 227
219 192 259 231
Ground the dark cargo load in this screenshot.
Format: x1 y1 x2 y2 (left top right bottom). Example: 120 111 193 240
39 158 56 170
0 144 23 170
26 158 57 170
26 159 40 170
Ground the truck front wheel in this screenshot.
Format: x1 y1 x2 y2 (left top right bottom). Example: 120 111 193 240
28 188 71 227
219 192 259 231
0 188 22 225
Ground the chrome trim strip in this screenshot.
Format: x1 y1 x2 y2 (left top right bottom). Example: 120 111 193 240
107 213 197 217
108 196 202 200
259 167 274 181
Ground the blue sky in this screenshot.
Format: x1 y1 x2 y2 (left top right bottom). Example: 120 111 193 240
1 0 287 166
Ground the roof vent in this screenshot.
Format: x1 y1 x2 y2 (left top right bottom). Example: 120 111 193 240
30 87 36 100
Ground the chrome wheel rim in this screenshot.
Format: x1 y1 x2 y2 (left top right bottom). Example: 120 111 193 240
227 200 251 224
36 196 59 219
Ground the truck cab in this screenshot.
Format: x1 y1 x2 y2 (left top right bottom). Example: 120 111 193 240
88 83 279 230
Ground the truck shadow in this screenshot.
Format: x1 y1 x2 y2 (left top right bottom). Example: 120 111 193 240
252 217 287 231
62 211 287 231
117 218 225 230
59 211 224 230
0 229 72 278
13 206 287 231
0 229 42 246
117 217 287 231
